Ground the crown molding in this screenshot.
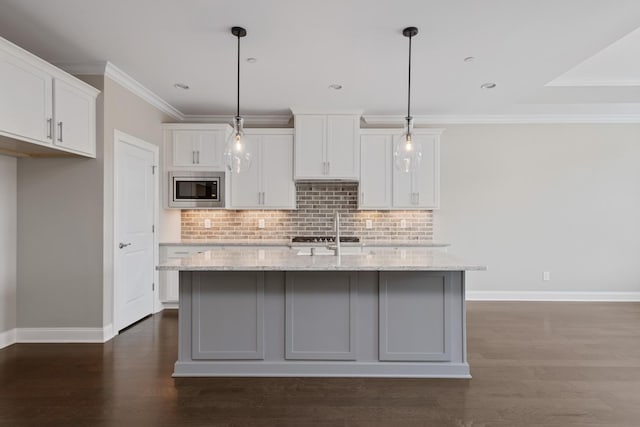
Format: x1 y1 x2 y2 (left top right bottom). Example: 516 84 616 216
55 60 184 121
546 79 640 87
362 114 640 125
183 114 292 126
104 62 184 120
290 108 364 116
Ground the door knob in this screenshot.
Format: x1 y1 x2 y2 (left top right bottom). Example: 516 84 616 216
119 242 132 249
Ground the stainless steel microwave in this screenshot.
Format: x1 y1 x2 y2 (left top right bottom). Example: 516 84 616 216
168 171 225 208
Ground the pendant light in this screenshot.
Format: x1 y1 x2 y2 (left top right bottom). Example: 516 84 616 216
224 26 252 173
394 26 423 173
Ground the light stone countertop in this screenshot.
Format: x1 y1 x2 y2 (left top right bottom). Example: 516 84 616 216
159 240 449 248
159 240 290 247
157 246 486 272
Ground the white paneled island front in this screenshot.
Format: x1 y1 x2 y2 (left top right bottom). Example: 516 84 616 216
157 247 485 378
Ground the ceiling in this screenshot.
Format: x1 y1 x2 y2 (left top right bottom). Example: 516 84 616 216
1 0 640 119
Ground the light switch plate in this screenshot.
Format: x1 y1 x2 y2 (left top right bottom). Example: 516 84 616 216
400 219 407 229
258 219 265 229
204 219 212 229
543 272 550 281
365 219 373 229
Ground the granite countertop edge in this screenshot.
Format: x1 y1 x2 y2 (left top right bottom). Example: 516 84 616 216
160 240 450 247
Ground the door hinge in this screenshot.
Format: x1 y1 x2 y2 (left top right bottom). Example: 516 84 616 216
152 283 155 291
152 224 155 233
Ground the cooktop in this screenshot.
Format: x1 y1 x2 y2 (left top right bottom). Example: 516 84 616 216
291 236 360 243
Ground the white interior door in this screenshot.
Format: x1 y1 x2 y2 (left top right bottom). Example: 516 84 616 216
115 131 157 332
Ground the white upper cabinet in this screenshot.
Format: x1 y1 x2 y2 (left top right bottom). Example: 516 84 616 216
360 134 393 209
53 78 96 156
0 48 52 144
294 114 360 180
164 124 230 170
229 130 295 209
0 37 98 157
360 129 443 210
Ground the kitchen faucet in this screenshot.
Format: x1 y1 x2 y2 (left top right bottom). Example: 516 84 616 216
327 211 341 256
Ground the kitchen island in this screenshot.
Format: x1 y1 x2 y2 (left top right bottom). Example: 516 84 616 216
157 246 485 378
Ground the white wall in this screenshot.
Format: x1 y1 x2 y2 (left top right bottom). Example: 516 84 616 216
434 124 640 298
0 154 17 347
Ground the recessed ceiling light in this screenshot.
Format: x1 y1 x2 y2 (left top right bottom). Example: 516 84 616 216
174 83 190 90
480 82 497 89
463 56 476 63
246 57 257 63
328 84 343 90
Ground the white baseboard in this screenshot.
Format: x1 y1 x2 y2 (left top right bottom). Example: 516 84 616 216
162 302 178 310
466 291 640 302
0 328 17 349
16 326 114 343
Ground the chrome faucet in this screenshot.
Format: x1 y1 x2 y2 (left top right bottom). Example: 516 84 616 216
327 211 341 256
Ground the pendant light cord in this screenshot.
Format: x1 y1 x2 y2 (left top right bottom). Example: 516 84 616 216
407 33 412 120
236 32 241 119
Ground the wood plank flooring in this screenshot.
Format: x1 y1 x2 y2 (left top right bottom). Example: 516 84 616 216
1 302 639 426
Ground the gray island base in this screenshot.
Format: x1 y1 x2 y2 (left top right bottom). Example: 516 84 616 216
158 247 486 378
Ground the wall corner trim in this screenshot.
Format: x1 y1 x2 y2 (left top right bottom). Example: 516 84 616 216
466 291 640 302
16 326 115 343
0 328 17 349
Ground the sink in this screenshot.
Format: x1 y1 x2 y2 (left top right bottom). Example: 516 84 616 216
296 247 372 256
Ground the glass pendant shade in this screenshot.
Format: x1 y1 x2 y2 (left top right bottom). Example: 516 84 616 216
394 26 421 173
393 117 422 173
224 116 251 173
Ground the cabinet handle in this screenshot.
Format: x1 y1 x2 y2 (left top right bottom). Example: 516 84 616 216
416 192 420 204
262 192 266 205
57 122 63 142
47 118 52 139
197 151 200 164
361 192 364 203
327 161 330 174
192 151 196 164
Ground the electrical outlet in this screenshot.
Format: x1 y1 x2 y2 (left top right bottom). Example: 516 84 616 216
543 272 550 281
365 219 373 229
204 219 212 229
400 219 407 229
258 218 265 229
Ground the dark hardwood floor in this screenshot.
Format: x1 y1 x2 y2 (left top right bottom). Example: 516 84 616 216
1 302 639 426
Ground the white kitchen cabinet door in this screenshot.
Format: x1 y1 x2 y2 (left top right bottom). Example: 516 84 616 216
326 115 359 179
230 134 261 208
196 131 224 168
53 78 96 156
171 129 226 167
360 134 392 209
411 134 439 208
294 115 326 179
229 132 295 209
294 114 360 180
172 130 199 166
261 134 295 208
0 49 53 145
392 133 440 209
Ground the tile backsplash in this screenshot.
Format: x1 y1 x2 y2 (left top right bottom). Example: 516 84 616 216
181 182 433 242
